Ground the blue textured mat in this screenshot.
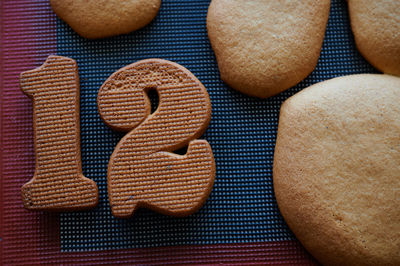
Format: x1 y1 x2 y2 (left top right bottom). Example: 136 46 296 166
59 0 377 251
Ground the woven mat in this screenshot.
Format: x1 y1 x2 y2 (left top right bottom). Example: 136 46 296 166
1 0 376 264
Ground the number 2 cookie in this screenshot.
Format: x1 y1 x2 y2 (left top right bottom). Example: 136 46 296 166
98 59 216 218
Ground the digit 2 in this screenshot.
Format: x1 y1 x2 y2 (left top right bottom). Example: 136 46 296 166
98 59 215 218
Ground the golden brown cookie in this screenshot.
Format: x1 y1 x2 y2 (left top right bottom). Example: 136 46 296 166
98 59 215 218
50 0 161 39
349 0 400 76
207 0 330 98
273 74 400 265
20 55 98 211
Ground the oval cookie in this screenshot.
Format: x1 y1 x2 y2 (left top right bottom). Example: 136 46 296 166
50 0 161 39
98 59 215 218
349 0 400 76
207 0 330 98
273 74 400 265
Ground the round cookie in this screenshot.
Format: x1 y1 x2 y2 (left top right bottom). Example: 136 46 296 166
273 74 400 265
348 0 400 76
50 0 161 39
207 0 330 98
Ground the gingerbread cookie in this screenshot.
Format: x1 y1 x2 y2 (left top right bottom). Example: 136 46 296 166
207 0 330 98
20 55 98 211
349 0 400 76
273 74 400 265
98 59 215 218
50 0 161 39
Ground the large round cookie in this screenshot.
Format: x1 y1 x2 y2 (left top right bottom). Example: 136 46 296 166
348 0 400 76
207 0 330 98
273 74 400 265
50 0 161 39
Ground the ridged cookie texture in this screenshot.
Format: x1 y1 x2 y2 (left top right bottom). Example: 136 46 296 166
273 74 400 265
50 0 161 39
207 0 330 98
349 0 400 76
98 59 215 218
20 55 98 211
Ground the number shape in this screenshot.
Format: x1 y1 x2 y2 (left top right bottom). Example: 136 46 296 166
20 55 98 211
98 59 215 218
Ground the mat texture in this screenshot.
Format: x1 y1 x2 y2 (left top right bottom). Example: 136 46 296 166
57 0 375 251
1 0 377 264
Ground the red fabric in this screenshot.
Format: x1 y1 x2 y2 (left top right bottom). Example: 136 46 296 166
0 0 317 264
1 0 56 264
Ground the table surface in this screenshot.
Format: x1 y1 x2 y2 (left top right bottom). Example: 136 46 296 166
0 0 377 264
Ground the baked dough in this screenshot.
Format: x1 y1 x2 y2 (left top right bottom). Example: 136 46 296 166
50 0 161 39
273 74 400 265
97 59 215 218
349 0 400 76
207 0 330 98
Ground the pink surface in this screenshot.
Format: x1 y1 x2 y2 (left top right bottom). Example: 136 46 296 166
0 0 57 263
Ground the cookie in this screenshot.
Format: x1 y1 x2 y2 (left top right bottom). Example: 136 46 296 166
50 0 161 39
20 55 98 211
206 0 330 98
98 59 215 218
349 0 400 76
273 74 400 265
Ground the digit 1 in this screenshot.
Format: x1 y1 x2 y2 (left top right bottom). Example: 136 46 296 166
20 55 98 211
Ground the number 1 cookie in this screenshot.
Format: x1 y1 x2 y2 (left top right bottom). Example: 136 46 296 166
98 59 216 218
20 55 98 211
